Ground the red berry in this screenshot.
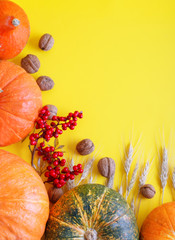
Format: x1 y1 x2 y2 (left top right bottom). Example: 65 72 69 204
47 159 52 164
55 166 60 171
45 171 50 177
45 110 50 116
40 109 46 114
47 166 52 171
73 117 77 121
53 152 59 158
34 133 39 139
60 117 66 121
68 112 73 117
60 179 66 185
69 120 74 124
53 160 59 166
59 174 65 179
77 164 82 169
31 140 37 145
45 147 51 152
70 125 75 130
51 122 56 127
60 159 66 166
29 136 35 141
62 167 69 173
78 112 83 118
55 170 60 175
52 116 57 121
73 122 77 126
40 142 45 147
43 106 48 110
58 152 63 157
45 124 51 130
46 130 52 135
40 124 45 128
54 133 59 138
50 146 55 152
35 124 40 129
38 151 43 156
73 166 78 171
73 111 79 117
38 119 44 125
70 175 75 180
43 156 47 161
74 171 79 175
43 116 48 120
78 169 83 173
65 173 71 179
62 125 67 130
53 179 59 185
57 183 62 188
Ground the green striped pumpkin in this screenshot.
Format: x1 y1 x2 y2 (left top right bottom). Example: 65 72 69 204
45 184 139 240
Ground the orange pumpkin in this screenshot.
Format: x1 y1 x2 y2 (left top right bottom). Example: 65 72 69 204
140 202 175 240
0 60 42 146
0 149 49 240
0 0 30 60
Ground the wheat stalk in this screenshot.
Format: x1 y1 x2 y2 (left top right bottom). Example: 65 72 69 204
160 147 168 204
131 198 135 213
119 184 123 196
77 157 95 185
136 160 151 218
124 143 134 195
125 162 139 200
172 167 175 189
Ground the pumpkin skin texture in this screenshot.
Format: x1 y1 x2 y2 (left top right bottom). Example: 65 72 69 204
0 149 49 240
140 202 175 240
0 60 42 146
45 184 139 240
0 0 30 60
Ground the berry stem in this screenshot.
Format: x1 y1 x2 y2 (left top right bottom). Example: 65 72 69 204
31 144 37 168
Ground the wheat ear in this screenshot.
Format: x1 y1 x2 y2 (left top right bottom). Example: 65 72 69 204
67 158 75 190
124 143 134 195
125 162 139 200
160 147 168 204
77 157 95 185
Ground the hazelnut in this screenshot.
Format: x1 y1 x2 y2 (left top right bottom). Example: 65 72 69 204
21 54 40 73
46 104 58 120
36 76 54 91
140 184 156 199
48 186 64 203
76 139 95 155
39 33 54 51
98 157 115 178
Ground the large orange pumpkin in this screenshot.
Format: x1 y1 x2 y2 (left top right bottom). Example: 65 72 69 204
0 0 30 60
0 60 42 146
140 202 175 240
0 149 49 240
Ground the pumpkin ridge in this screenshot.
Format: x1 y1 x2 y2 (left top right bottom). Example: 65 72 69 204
141 218 175 238
140 231 175 240
163 205 175 235
72 189 89 229
49 215 85 235
1 68 25 90
100 207 130 229
0 106 34 122
92 188 107 229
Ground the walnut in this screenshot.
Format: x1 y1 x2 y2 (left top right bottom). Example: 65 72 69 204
36 76 54 91
140 184 156 199
76 139 95 155
48 187 64 203
39 34 54 51
98 157 115 178
21 54 40 73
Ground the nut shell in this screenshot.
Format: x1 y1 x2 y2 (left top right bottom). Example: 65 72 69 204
48 187 64 203
98 157 116 178
21 54 40 73
46 104 58 120
76 139 95 155
36 76 54 91
140 184 156 199
39 34 54 51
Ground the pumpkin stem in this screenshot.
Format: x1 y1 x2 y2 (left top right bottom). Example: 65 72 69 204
84 229 97 240
0 16 20 33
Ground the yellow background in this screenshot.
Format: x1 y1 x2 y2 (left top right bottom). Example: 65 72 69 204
2 0 175 229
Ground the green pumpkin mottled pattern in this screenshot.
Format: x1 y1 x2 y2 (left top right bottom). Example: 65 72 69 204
45 184 139 240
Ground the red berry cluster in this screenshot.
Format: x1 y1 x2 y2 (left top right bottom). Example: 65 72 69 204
29 106 83 188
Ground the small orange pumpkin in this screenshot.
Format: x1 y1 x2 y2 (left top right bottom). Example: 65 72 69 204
0 149 49 240
0 60 42 146
140 202 175 240
0 0 30 60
